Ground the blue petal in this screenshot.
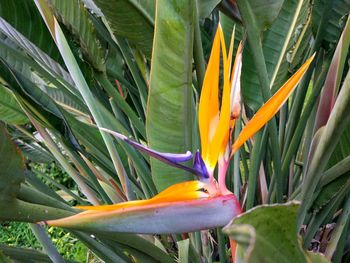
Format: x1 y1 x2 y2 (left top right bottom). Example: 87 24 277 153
100 128 211 180
100 127 196 170
193 151 209 179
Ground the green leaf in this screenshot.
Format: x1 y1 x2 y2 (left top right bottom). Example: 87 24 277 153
288 22 312 71
35 0 133 195
40 85 88 116
265 0 309 92
314 15 350 132
48 0 106 71
241 0 309 110
18 141 54 163
311 173 350 213
0 245 50 263
0 123 25 202
0 18 87 116
242 0 284 32
311 126 350 212
0 125 74 222
220 12 244 52
70 231 133 263
18 184 73 212
312 0 350 47
197 0 221 19
224 202 330 263
146 0 195 191
0 16 77 92
0 85 28 125
97 232 174 263
177 239 190 263
0 0 60 61
2 63 81 146
291 18 350 221
328 122 350 166
0 199 74 222
299 61 350 224
93 0 154 58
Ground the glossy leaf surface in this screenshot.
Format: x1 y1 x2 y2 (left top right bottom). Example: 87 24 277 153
146 0 195 191
93 0 154 58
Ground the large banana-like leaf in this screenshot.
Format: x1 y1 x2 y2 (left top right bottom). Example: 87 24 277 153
0 0 60 61
0 60 83 156
0 17 87 116
0 17 76 90
239 0 284 32
0 85 28 125
0 36 88 124
146 0 195 191
220 12 244 52
47 0 106 71
241 0 309 110
266 0 309 91
312 0 350 46
93 0 154 59
197 0 221 19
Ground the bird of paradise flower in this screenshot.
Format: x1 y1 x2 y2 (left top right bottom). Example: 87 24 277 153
43 24 314 234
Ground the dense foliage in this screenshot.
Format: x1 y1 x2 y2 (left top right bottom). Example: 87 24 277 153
0 0 349 262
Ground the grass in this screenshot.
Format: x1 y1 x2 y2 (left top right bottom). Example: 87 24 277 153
0 222 89 262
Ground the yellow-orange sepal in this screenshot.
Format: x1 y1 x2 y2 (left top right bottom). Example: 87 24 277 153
231 54 315 155
75 181 208 212
199 24 231 170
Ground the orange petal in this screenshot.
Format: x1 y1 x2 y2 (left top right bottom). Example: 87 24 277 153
231 54 315 154
207 25 231 167
199 26 221 162
76 181 208 212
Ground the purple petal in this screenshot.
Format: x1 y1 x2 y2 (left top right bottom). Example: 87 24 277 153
100 128 202 176
193 151 209 179
100 127 192 162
